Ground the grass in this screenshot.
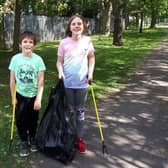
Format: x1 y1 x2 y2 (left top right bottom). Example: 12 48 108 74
0 28 167 167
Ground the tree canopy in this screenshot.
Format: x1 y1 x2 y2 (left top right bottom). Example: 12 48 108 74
0 0 168 50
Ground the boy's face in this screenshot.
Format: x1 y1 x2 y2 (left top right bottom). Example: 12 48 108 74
19 37 35 55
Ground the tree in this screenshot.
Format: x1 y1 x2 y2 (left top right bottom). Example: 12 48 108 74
148 0 168 28
0 5 5 49
12 0 21 53
122 0 130 30
97 0 112 34
0 0 13 49
112 0 126 46
128 0 168 31
127 0 148 32
159 0 168 20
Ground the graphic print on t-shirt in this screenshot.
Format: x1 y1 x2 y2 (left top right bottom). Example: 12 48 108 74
18 64 35 84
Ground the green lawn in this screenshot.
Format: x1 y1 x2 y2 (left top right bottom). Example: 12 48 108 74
0 28 167 167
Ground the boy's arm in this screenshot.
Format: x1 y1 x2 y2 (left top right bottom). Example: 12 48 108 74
9 71 16 104
34 71 44 110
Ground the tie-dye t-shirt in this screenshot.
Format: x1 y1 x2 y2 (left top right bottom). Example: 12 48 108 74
57 35 94 88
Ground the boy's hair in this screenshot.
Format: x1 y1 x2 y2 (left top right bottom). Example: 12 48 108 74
19 31 37 45
65 14 88 37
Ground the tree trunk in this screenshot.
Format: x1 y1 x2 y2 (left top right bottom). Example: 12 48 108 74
113 16 123 45
139 12 144 33
122 0 129 30
97 0 112 34
102 2 112 34
135 13 139 28
149 0 156 28
150 11 157 28
124 13 129 30
12 0 21 53
150 17 156 28
0 14 6 49
113 0 123 46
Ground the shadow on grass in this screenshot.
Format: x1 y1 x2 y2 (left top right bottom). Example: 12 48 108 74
0 28 167 168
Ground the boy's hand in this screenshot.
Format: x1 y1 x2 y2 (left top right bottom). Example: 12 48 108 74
34 99 41 110
12 98 17 105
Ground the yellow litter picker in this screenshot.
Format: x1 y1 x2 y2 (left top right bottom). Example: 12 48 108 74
89 82 108 155
9 84 16 151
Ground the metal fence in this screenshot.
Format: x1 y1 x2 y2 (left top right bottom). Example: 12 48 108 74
4 13 95 47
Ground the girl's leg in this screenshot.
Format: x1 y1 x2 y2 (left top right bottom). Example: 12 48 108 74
65 88 76 126
75 88 88 138
65 88 88 138
65 88 88 153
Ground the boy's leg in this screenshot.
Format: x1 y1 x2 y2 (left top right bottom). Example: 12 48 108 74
15 93 30 157
28 96 38 139
27 96 39 152
16 93 29 141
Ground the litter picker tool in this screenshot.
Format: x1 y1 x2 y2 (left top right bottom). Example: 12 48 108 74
9 84 16 152
89 82 108 155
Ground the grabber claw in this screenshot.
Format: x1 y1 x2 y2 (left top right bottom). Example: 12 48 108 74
102 141 108 155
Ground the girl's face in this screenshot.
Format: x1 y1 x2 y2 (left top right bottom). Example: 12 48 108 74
70 17 84 36
19 37 35 56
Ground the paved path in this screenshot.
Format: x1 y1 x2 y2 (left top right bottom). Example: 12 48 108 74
32 36 168 168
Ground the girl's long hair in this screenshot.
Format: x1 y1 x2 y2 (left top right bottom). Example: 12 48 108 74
65 14 88 37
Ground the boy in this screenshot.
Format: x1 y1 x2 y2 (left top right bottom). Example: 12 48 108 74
9 31 46 157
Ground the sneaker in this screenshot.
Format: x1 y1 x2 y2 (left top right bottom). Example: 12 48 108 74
30 138 38 152
19 141 30 157
76 138 87 153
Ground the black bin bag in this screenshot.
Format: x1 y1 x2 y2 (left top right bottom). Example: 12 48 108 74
36 80 77 164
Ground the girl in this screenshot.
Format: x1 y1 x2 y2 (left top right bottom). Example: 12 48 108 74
56 15 95 153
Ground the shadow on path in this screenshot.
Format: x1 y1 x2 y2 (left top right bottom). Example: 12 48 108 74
32 39 168 168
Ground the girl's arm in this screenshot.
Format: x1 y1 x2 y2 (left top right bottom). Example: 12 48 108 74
87 51 95 83
56 56 64 79
34 71 44 110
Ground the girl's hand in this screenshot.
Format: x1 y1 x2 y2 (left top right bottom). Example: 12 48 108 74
58 72 65 80
86 74 93 84
34 99 41 110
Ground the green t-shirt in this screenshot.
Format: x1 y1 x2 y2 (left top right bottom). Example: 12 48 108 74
9 53 46 97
